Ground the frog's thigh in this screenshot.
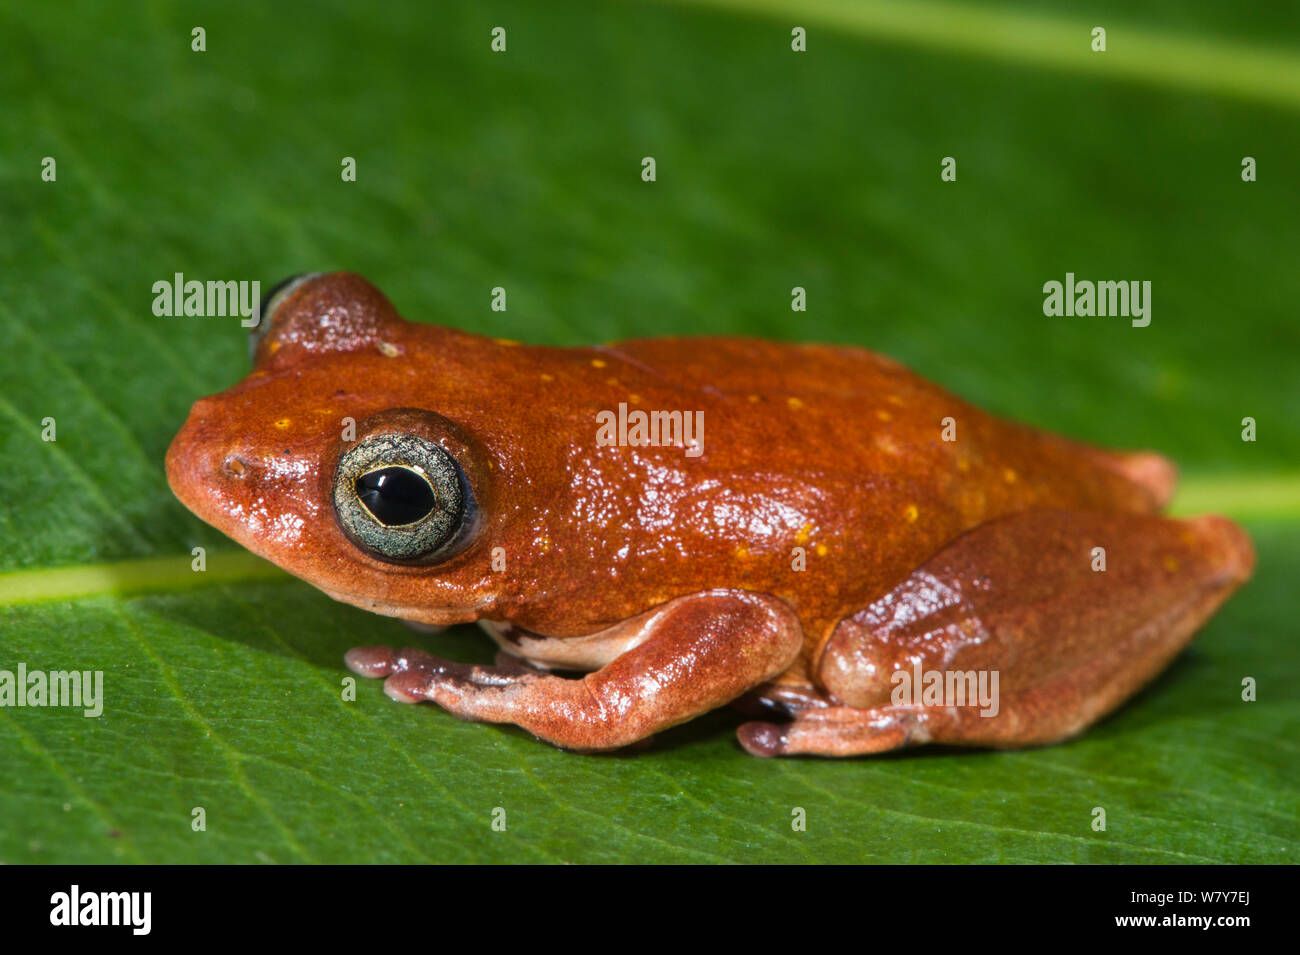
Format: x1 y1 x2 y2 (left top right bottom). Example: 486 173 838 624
741 509 1253 757
348 589 802 751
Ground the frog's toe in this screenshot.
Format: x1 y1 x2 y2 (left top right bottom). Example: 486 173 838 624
736 721 789 757
346 643 545 705
383 668 432 703
398 647 544 688
344 645 398 678
738 707 919 757
345 644 453 698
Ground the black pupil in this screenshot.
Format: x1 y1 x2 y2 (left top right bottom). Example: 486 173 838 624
355 467 437 526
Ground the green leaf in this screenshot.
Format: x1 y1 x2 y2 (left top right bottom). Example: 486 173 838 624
2 0 1296 863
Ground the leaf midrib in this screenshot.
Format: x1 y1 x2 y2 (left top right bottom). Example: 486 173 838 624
670 0 1300 111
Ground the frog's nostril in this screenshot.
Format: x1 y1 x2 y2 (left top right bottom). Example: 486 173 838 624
222 453 255 479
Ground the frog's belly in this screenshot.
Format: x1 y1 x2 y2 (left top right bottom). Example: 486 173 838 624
479 618 655 671
480 591 818 678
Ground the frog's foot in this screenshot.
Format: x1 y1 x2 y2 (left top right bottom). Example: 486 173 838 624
345 646 546 696
742 508 1254 757
739 705 945 756
345 590 802 751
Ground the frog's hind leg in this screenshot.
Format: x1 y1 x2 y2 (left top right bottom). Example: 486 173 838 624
739 509 1253 757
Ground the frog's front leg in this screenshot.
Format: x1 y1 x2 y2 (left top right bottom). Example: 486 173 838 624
741 509 1254 757
347 590 803 751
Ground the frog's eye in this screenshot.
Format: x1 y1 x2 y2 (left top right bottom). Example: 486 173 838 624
333 432 468 563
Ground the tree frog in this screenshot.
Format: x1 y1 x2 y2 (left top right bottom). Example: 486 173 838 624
166 273 1254 756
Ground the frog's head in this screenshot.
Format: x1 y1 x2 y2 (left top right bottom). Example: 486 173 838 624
165 272 506 625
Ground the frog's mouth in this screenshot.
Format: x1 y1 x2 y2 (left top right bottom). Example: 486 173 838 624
315 583 492 628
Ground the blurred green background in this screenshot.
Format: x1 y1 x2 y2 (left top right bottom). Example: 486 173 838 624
0 0 1296 863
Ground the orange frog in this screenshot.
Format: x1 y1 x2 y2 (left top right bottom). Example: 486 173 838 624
166 273 1254 756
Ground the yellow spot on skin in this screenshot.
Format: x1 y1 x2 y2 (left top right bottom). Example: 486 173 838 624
904 504 919 523
815 543 828 557
1003 468 1018 484
540 373 554 382
269 341 281 354
539 536 552 553
628 394 642 404
787 397 804 410
876 409 892 422
605 377 619 386
1163 555 1180 572
886 394 905 407
795 523 813 545
376 341 401 357
735 544 750 559
747 394 761 403
590 359 607 369
957 457 971 472
493 338 520 347
274 418 290 430
874 434 901 456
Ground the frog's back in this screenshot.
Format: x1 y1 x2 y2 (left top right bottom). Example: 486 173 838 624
572 334 1172 649
598 334 1163 518
600 335 909 391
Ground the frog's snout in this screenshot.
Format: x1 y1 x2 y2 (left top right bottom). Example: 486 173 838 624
165 397 266 522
